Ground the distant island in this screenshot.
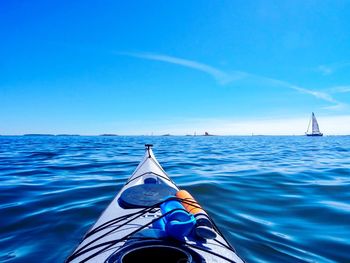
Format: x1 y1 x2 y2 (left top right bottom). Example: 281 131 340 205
23 134 55 136
23 134 80 136
56 134 80 136
99 134 118 136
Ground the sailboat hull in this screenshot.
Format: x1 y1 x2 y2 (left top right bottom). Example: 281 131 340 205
306 133 323 136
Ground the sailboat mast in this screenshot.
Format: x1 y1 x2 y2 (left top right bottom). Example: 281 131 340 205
306 113 312 134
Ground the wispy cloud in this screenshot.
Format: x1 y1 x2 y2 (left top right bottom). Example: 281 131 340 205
291 86 336 103
323 103 347 111
315 61 350 75
316 65 333 75
119 52 345 110
251 77 345 110
118 52 247 84
329 85 350 93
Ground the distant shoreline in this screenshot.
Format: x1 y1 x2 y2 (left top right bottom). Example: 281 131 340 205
0 134 349 137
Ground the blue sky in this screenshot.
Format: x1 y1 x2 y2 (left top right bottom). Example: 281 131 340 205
1 0 350 135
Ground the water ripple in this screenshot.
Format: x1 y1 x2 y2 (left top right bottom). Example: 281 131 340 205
0 136 350 262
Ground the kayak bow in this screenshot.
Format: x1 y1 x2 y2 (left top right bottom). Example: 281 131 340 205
67 144 244 263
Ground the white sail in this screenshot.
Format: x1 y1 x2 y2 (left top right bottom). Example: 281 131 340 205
306 112 322 136
312 113 320 134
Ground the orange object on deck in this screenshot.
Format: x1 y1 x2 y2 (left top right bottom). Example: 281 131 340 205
176 190 204 215
176 189 217 239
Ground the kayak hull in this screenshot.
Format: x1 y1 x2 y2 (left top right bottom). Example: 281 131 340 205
67 146 244 263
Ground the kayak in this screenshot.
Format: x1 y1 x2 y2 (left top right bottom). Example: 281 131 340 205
66 144 245 263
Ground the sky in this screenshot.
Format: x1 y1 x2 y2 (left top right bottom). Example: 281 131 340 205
1 0 350 135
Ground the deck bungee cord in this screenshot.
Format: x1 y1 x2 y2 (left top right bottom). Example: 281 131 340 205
67 145 245 263
66 197 238 263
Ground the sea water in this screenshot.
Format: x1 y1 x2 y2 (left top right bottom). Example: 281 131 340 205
0 136 349 262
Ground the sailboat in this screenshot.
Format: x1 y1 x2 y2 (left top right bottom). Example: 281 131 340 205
306 112 323 136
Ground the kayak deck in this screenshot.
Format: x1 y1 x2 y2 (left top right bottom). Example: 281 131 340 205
66 145 244 263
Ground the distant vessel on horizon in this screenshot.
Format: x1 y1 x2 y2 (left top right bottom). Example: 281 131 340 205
306 112 323 136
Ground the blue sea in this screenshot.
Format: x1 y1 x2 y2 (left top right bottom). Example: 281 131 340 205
1 136 350 262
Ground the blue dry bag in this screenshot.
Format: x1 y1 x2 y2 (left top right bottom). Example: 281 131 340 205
159 198 196 240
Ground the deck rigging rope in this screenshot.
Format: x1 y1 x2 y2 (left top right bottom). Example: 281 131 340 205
66 197 238 263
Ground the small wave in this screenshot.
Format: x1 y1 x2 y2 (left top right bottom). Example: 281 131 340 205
1 135 350 262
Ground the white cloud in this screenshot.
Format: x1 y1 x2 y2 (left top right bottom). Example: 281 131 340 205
291 86 338 104
329 85 350 93
315 61 350 75
119 52 345 110
231 74 345 110
118 52 246 84
316 65 333 75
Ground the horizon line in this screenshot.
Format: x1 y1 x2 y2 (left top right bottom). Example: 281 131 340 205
1 133 349 136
